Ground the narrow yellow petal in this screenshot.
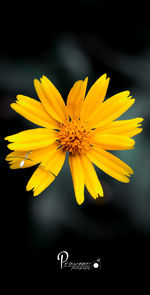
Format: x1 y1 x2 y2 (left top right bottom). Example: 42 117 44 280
86 149 130 183
80 74 110 121
26 166 55 196
5 128 57 151
95 98 135 128
26 146 66 196
6 150 26 161
41 76 67 113
80 154 103 199
105 117 143 127
6 151 35 169
34 78 67 123
41 146 66 177
67 77 88 119
121 128 143 137
93 134 135 150
30 143 63 165
9 160 33 169
96 117 143 134
90 147 133 176
88 91 133 128
11 95 59 129
69 154 84 205
6 143 65 172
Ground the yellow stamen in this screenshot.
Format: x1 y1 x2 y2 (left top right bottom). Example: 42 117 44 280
57 119 94 154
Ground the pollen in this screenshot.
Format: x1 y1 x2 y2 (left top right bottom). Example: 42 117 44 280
57 119 94 154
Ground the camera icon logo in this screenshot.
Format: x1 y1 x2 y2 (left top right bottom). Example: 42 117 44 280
92 258 101 269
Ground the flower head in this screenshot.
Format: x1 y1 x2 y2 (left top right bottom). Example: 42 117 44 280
5 74 143 204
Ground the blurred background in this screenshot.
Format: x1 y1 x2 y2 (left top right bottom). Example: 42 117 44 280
1 1 150 275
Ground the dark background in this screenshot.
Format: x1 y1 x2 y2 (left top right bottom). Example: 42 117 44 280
1 1 150 277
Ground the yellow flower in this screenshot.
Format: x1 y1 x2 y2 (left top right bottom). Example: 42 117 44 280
5 74 143 204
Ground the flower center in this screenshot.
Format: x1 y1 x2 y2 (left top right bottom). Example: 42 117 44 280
57 119 94 154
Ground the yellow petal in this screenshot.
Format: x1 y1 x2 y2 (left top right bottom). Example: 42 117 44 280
96 117 144 135
26 145 66 196
5 128 57 150
41 146 66 177
86 148 131 183
9 160 33 169
88 91 134 128
6 150 26 161
6 142 65 171
80 74 110 121
69 154 84 205
67 77 88 119
80 154 103 199
93 134 135 150
122 128 143 137
26 166 55 196
34 76 68 123
6 151 35 169
11 95 59 129
91 147 133 176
